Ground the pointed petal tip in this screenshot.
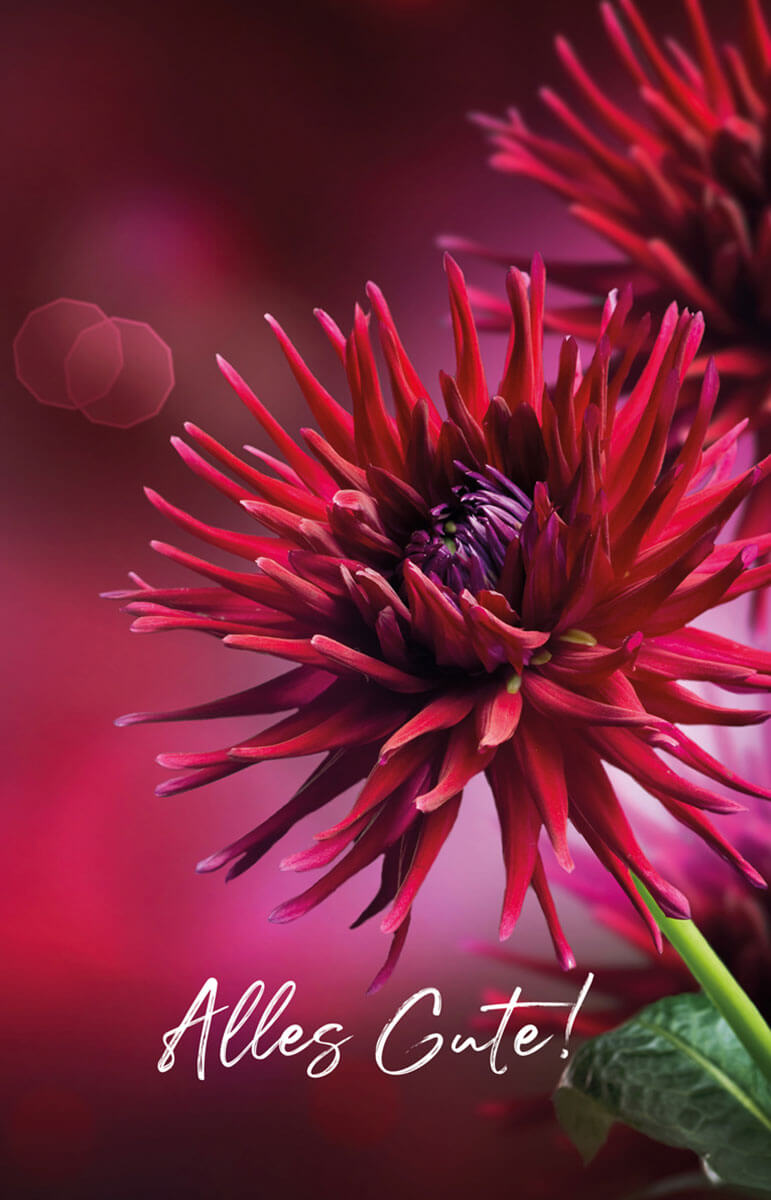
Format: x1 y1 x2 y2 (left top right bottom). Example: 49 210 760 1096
364 955 401 996
143 487 167 513
442 250 462 279
216 354 242 384
264 313 285 340
379 911 400 936
195 854 222 874
661 896 692 921
154 779 180 798
268 902 299 925
740 860 768 890
114 712 144 727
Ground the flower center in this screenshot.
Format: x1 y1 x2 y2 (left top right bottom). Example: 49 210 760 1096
405 465 532 593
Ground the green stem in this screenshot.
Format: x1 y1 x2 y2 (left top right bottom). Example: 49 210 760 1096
633 876 771 1082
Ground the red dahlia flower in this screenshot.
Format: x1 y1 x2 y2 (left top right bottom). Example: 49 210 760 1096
456 0 771 542
110 256 771 991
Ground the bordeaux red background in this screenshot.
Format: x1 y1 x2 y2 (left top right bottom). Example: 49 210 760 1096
2 2 729 1197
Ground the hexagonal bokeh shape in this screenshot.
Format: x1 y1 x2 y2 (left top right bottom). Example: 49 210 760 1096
77 318 174 429
13 299 108 409
14 301 175 428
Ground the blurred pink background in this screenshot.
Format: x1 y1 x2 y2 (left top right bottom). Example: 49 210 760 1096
2 2 756 1197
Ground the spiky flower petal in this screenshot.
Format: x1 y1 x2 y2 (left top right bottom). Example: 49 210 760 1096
112 255 771 990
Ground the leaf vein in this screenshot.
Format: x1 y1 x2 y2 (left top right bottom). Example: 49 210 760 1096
636 1016 771 1135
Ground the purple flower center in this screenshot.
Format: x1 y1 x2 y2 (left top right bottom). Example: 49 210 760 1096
405 465 532 593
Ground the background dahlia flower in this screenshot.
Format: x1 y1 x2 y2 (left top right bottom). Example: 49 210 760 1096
111 255 771 991
454 0 771 544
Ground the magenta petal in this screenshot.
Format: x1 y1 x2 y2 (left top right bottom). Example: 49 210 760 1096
530 855 575 970
487 745 540 939
513 709 573 872
366 915 412 996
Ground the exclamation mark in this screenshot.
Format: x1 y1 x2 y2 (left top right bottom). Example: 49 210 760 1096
561 971 594 1059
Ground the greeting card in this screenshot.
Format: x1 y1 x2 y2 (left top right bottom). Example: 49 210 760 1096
5 2 770 1197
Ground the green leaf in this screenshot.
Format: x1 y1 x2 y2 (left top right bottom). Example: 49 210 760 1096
553 992 771 1193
